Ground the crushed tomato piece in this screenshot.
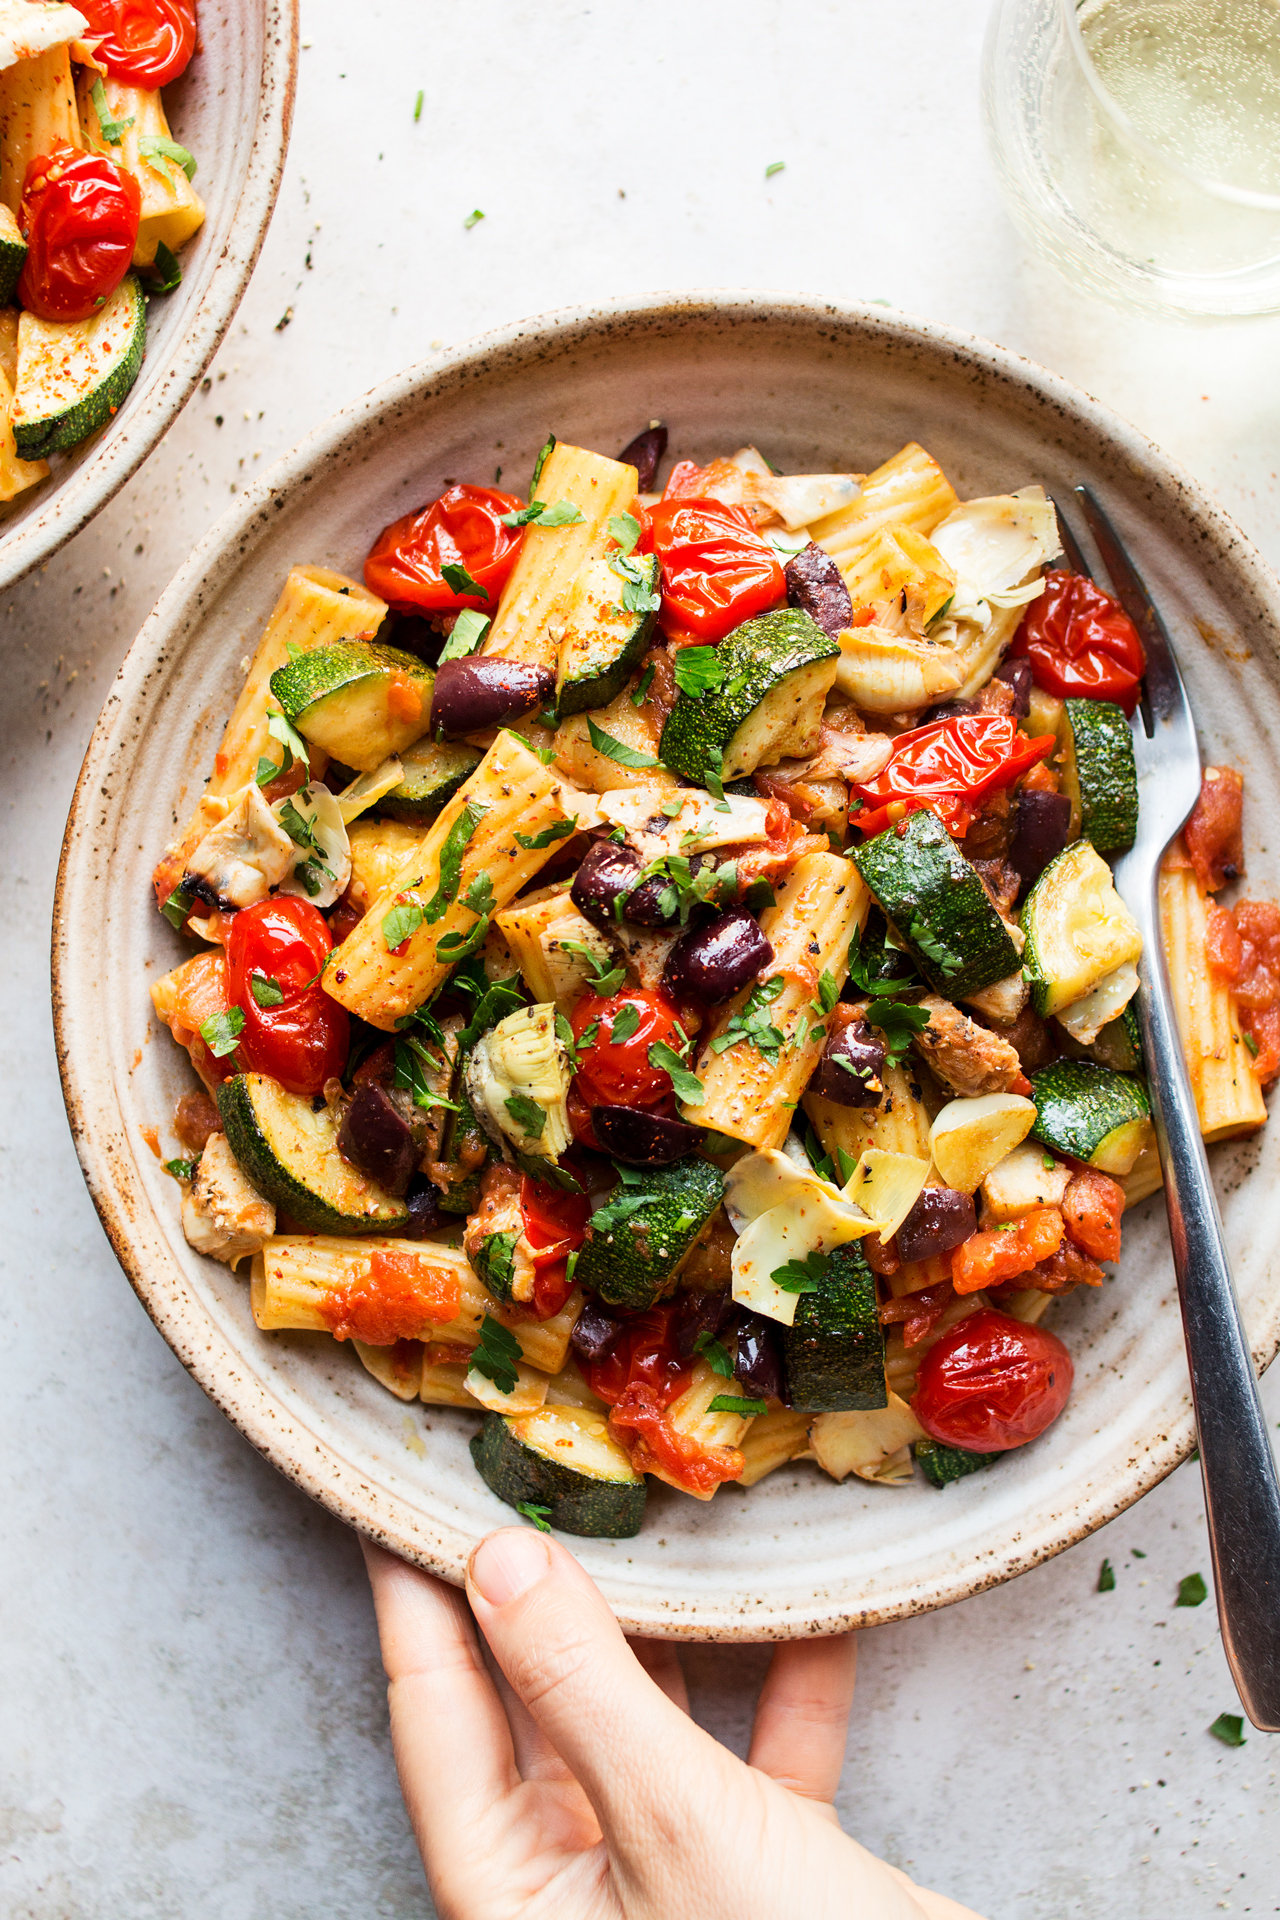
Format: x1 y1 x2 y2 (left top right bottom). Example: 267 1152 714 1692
608 1380 744 1495
1061 1168 1125 1263
1184 767 1245 892
321 1251 462 1345
951 1207 1064 1295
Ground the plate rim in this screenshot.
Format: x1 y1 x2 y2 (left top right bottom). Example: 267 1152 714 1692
52 287 1280 1638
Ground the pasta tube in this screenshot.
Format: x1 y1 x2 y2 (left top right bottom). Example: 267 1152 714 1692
649 1363 754 1502
354 1338 422 1401
484 442 639 669
0 355 45 499
803 1062 934 1172
0 46 80 215
690 852 870 1149
1159 866 1265 1140
325 733 587 1029
495 887 609 1014
76 72 205 267
737 1408 812 1487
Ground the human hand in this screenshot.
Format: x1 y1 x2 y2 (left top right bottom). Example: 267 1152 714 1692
363 1529 987 1920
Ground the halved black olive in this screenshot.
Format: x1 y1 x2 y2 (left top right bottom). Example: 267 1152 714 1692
337 1083 418 1195
618 425 668 493
672 1285 732 1361
570 1297 626 1364
592 1105 704 1165
784 541 853 638
1009 789 1073 888
809 1017 887 1107
400 1176 446 1239
664 906 773 1004
732 1309 786 1403
895 1187 977 1264
994 655 1033 718
429 657 554 735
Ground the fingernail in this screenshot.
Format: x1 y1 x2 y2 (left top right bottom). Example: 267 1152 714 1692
469 1528 552 1607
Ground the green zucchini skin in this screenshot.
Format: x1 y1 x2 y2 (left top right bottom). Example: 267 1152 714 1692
852 809 1021 998
555 553 659 716
379 736 483 822
270 640 432 725
216 1072 410 1235
14 274 146 457
915 1439 1000 1487
658 608 838 782
1027 1060 1151 1164
1063 699 1138 853
575 1156 725 1310
1059 1002 1143 1074
0 212 26 306
851 906 920 992
783 1240 887 1412
470 1411 647 1538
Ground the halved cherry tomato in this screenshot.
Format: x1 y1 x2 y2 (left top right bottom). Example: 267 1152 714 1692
364 484 526 615
225 898 349 1097
1011 569 1146 712
77 0 198 87
17 146 141 322
853 713 1056 840
519 1173 590 1319
642 497 784 641
584 1303 691 1410
912 1308 1074 1452
570 988 684 1110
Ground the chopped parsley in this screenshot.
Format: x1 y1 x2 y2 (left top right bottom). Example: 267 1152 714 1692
516 1501 553 1532
199 1006 245 1059
630 662 656 708
394 1034 458 1111
589 1173 655 1234
163 1157 198 1182
672 646 725 698
908 917 965 979
90 77 134 145
812 969 840 1016
277 796 318 849
703 742 729 811
456 972 525 1049
266 705 310 778
441 561 487 600
710 974 787 1063
609 1003 641 1046
765 160 785 178
504 1092 546 1138
770 1251 827 1294
515 816 577 851
139 134 197 182
585 718 658 769
439 609 490 660
249 972 284 1008
1208 1712 1246 1748
419 800 489 924
693 1331 734 1377
530 433 555 494
470 1314 522 1396
498 499 585 529
464 208 485 230
1243 1031 1260 1057
607 512 642 554
382 901 425 951
711 1394 767 1416
1176 1572 1208 1607
413 88 424 122
865 995 931 1067
1097 1558 1116 1592
648 1040 704 1104
161 886 193 929
631 853 736 925
559 939 626 998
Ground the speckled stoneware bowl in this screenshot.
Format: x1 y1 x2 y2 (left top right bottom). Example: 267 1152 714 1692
53 292 1280 1639
0 0 296 592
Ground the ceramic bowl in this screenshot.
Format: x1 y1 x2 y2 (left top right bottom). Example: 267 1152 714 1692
53 292 1280 1639
0 0 296 592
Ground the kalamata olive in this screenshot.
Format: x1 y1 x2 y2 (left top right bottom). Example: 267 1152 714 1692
673 1285 733 1361
1008 789 1073 888
995 655 1033 718
399 1176 445 1239
429 657 554 735
338 1082 418 1195
920 698 980 724
784 541 853 637
385 613 441 664
664 906 773 1003
809 1015 887 1107
570 1297 626 1364
571 838 644 930
591 1105 705 1165
732 1310 787 1403
618 425 668 493
896 1186 978 1265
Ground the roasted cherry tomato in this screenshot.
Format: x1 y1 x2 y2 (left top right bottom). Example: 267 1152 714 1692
363 484 526 615
225 898 349 1098
519 1173 590 1319
76 0 198 87
584 1303 691 1410
1011 569 1146 713
642 496 784 641
570 988 685 1110
912 1308 1074 1452
17 145 141 322
853 713 1056 840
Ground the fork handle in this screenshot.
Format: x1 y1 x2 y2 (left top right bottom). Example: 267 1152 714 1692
1131 871 1280 1731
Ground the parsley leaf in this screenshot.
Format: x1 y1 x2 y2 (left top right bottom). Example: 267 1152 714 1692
504 1092 546 1138
161 886 193 929
702 742 730 812
90 76 134 144
648 1039 704 1104
163 1157 197 1182
710 1394 767 1416
266 706 310 777
771 1251 828 1294
457 974 525 1050
813 969 840 1015
517 1501 553 1532
845 923 919 999
498 499 585 529
631 661 656 708
470 1314 522 1396
865 995 931 1067
672 646 726 699
1097 1558 1116 1592
436 916 491 963
420 800 489 923
589 1177 655 1234
586 718 658 769
908 916 965 979
439 608 491 661
383 901 425 951
607 512 642 555
277 796 317 849
631 853 736 926
1208 1712 1246 1748
710 975 787 1063
609 1003 641 1046
139 134 197 181
530 433 556 495
394 1035 459 1111
250 972 284 1008
1176 1572 1208 1607
441 561 487 600
693 1331 734 1377
765 159 785 178
199 1006 245 1059
559 939 626 997
515 816 577 851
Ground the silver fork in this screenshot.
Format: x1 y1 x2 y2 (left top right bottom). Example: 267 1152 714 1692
1057 485 1280 1731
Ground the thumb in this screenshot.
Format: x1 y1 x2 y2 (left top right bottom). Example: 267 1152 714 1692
466 1527 728 1843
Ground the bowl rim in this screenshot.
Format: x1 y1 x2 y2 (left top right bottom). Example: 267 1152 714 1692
0 0 298 595
52 287 1280 1638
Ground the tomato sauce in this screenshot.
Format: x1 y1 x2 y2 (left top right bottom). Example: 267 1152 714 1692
321 1251 461 1345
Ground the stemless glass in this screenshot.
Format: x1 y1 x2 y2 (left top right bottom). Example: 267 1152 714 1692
982 0 1280 318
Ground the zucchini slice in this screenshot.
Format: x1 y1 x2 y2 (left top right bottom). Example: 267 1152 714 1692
1020 840 1143 1017
1086 1004 1142 1073
915 1439 999 1487
470 1407 647 1538
853 808 1021 998
554 553 659 715
0 204 26 305
782 1239 887 1412
217 1072 411 1235
13 273 146 458
378 735 483 822
270 643 434 772
1057 699 1138 854
575 1156 725 1310
659 608 839 781
1027 1059 1154 1175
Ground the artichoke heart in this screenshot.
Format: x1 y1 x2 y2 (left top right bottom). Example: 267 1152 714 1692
465 1002 573 1160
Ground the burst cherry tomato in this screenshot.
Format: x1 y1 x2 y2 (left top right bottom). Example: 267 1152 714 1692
570 988 685 1110
17 146 141 322
642 496 784 641
853 713 1056 840
584 1304 691 1409
364 484 526 615
76 0 197 87
1011 569 1146 712
519 1173 590 1319
226 898 349 1098
912 1308 1074 1452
